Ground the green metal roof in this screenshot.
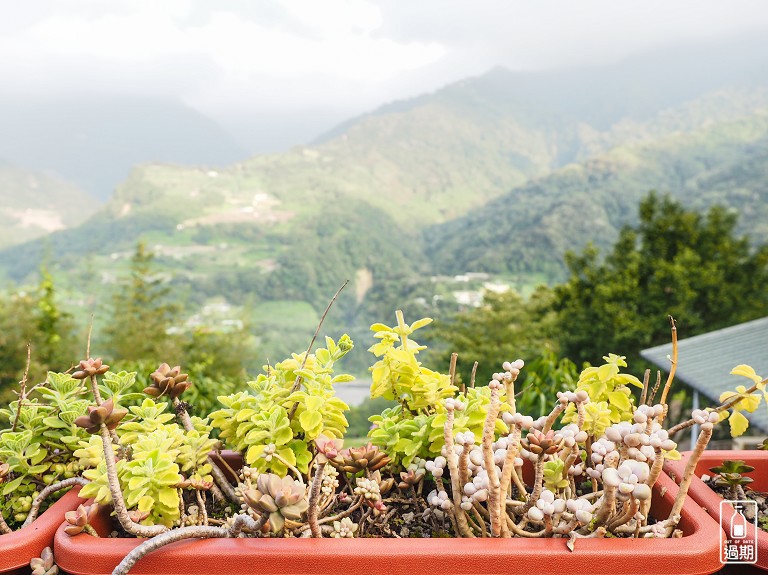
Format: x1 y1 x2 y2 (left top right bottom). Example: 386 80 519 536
641 316 768 433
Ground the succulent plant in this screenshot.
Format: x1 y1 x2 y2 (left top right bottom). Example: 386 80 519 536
330 517 358 538
242 473 309 533
72 358 109 380
74 399 128 434
709 459 755 500
211 336 353 476
64 503 99 536
329 443 391 474
29 547 57 575
0 372 94 527
144 364 191 399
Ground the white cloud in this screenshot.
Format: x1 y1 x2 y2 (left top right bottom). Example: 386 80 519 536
1 0 767 152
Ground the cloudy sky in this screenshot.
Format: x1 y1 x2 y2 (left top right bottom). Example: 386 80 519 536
3 0 768 151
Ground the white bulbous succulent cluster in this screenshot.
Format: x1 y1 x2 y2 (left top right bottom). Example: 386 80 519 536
330 517 358 538
443 398 466 412
321 465 339 496
494 359 525 382
566 498 595 524
427 488 452 511
501 411 534 430
354 477 381 503
425 456 447 479
587 437 619 480
556 389 590 405
602 460 652 501
526 489 566 522
691 409 720 428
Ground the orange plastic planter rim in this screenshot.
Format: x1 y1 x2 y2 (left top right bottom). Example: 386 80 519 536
665 450 768 572
0 486 85 574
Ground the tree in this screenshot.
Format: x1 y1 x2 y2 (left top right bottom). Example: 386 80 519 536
0 269 78 399
426 289 579 417
104 241 181 361
553 192 768 364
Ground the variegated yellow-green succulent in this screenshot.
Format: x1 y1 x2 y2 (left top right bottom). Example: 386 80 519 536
561 354 642 428
210 335 353 476
367 312 509 467
0 372 92 526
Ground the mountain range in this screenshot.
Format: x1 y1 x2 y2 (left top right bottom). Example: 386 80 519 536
1 35 767 370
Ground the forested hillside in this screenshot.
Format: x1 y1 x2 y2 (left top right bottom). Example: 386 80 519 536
426 112 768 281
1 38 767 373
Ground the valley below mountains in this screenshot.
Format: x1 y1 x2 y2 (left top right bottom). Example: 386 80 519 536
2 37 767 372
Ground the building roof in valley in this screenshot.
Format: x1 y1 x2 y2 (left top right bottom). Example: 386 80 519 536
641 317 768 433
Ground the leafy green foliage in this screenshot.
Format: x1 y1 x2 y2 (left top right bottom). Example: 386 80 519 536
0 372 90 526
543 458 569 492
79 389 218 527
562 354 642 428
0 270 79 399
81 428 184 527
552 192 768 364
103 241 181 362
426 289 579 417
210 336 354 475
367 312 508 466
709 459 755 485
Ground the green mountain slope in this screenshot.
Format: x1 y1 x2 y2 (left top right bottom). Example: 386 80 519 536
0 96 247 201
425 112 768 280
2 38 768 370
0 162 97 248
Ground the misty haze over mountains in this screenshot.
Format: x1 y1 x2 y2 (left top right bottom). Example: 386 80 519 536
0 31 767 370
1 33 766 204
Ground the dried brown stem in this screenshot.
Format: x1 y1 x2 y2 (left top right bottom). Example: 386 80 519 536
658 317 678 421
444 407 475 537
470 361 478 391
542 401 566 433
297 495 363 532
640 369 650 406
593 483 616 527
288 280 349 420
98 425 167 538
498 425 522 530
481 385 502 536
308 460 326 537
522 456 544 513
22 477 90 527
11 343 32 432
648 371 662 405
668 424 713 523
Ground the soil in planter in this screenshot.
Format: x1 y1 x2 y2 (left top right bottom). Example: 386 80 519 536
93 479 665 539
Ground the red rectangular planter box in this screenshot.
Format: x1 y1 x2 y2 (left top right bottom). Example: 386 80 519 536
0 486 85 574
54 468 723 575
665 450 768 572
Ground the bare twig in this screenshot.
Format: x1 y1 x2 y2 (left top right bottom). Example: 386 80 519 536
11 343 32 432
640 369 650 406
86 315 94 358
287 281 349 420
22 477 90 527
469 361 478 391
647 371 662 405
449 353 460 394
659 316 678 424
